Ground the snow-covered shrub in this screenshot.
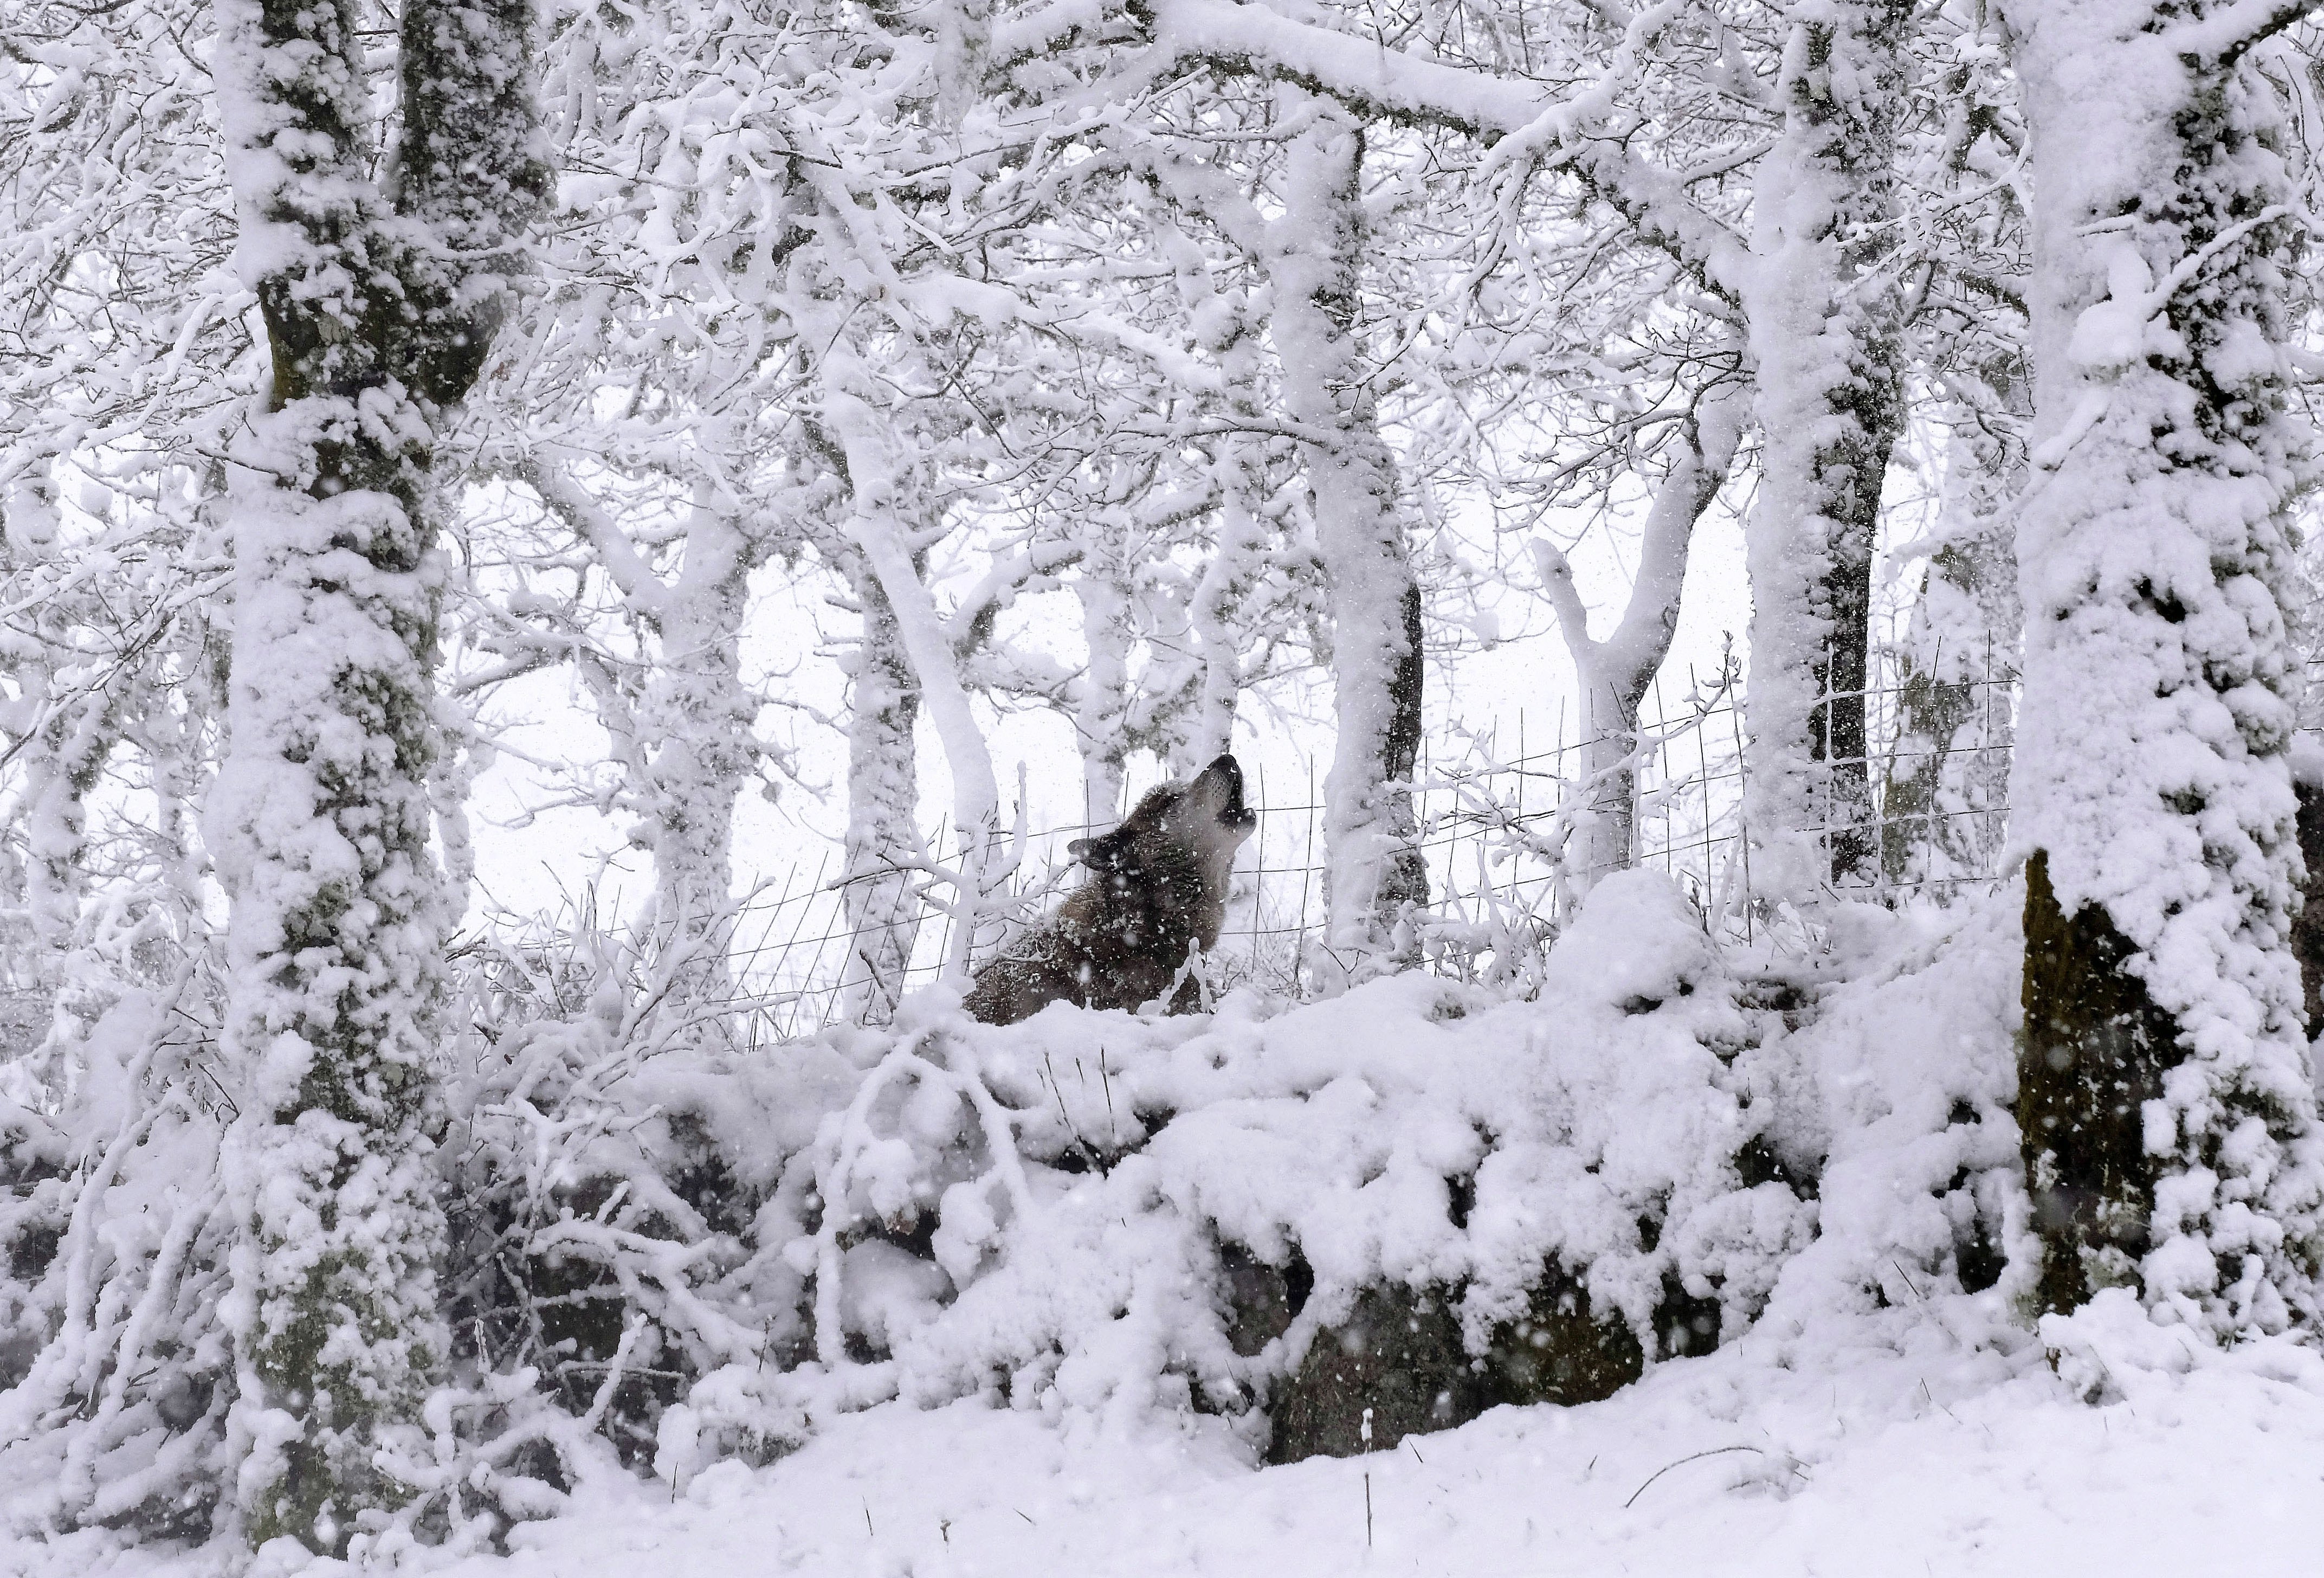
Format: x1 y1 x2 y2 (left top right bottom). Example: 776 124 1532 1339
771 873 1821 1457
434 923 854 1481
0 956 237 1543
0 904 863 1555
0 868 2048 1552
1754 887 2037 1330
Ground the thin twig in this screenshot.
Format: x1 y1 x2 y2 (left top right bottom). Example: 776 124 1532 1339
1622 1445 1765 1510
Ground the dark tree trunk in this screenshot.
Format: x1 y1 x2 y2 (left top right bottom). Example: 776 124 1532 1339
2018 852 2185 1312
1809 385 1900 884
2296 777 2324 1040
2002 0 2324 1332
1378 581 1429 912
1742 0 1909 896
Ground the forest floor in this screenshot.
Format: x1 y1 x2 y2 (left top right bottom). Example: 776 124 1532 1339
429 1318 2324 1577
16 1301 2324 1577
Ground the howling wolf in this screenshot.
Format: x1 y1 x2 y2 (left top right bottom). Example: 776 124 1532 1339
963 754 1259 1025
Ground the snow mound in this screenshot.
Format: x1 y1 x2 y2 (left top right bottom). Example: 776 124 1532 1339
755 870 1838 1451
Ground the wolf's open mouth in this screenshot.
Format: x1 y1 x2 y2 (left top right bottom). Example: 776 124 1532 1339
1203 753 1260 832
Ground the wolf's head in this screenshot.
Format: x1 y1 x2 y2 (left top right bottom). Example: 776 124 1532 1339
1068 754 1258 904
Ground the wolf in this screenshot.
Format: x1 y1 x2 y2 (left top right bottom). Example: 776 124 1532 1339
963 754 1259 1025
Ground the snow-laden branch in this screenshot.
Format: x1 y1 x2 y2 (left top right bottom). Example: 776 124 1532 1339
1535 379 1744 887
1134 0 1752 299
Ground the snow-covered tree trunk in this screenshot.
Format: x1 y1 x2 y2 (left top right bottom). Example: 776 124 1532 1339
1183 263 1270 767
515 457 760 1020
206 0 545 1549
0 468 95 1095
1269 111 1426 975
822 395 1003 982
840 562 924 1025
635 485 757 1044
1540 396 1741 892
1075 538 1135 830
1183 444 1267 769
2003 0 2324 1330
1 466 112 994
1742 0 1912 898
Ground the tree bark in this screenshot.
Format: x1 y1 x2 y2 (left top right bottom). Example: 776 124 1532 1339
1185 316 1269 767
636 484 757 1043
1741 0 1912 897
2003 0 2324 1330
2294 766 2324 1041
840 562 925 1025
207 0 545 1549
1267 110 1426 976
1075 538 1135 831
1880 401 2021 893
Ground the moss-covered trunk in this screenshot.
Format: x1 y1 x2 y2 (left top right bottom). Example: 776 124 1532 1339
209 0 546 1550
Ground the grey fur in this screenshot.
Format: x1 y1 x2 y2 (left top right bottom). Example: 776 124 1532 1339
964 755 1258 1025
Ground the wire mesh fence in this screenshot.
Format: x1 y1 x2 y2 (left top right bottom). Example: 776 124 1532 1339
672 659 2018 1041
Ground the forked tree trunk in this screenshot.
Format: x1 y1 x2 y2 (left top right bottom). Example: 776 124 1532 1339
819 392 1004 982
1540 391 1741 893
519 461 759 1032
207 0 546 1549
2004 0 2324 1329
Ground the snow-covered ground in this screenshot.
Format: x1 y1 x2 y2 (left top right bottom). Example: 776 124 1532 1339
461 1316 2324 1578
20 1304 2324 1578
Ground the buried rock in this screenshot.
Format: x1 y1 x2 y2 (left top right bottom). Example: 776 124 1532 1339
1262 1270 1658 1465
1219 1241 1313 1358
1266 1284 1477 1463
1479 1265 1645 1408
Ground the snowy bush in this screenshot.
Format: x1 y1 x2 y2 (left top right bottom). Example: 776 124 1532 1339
0 952 236 1543
425 918 855 1485
1753 888 2036 1331
756 873 1825 1456
0 855 2056 1557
